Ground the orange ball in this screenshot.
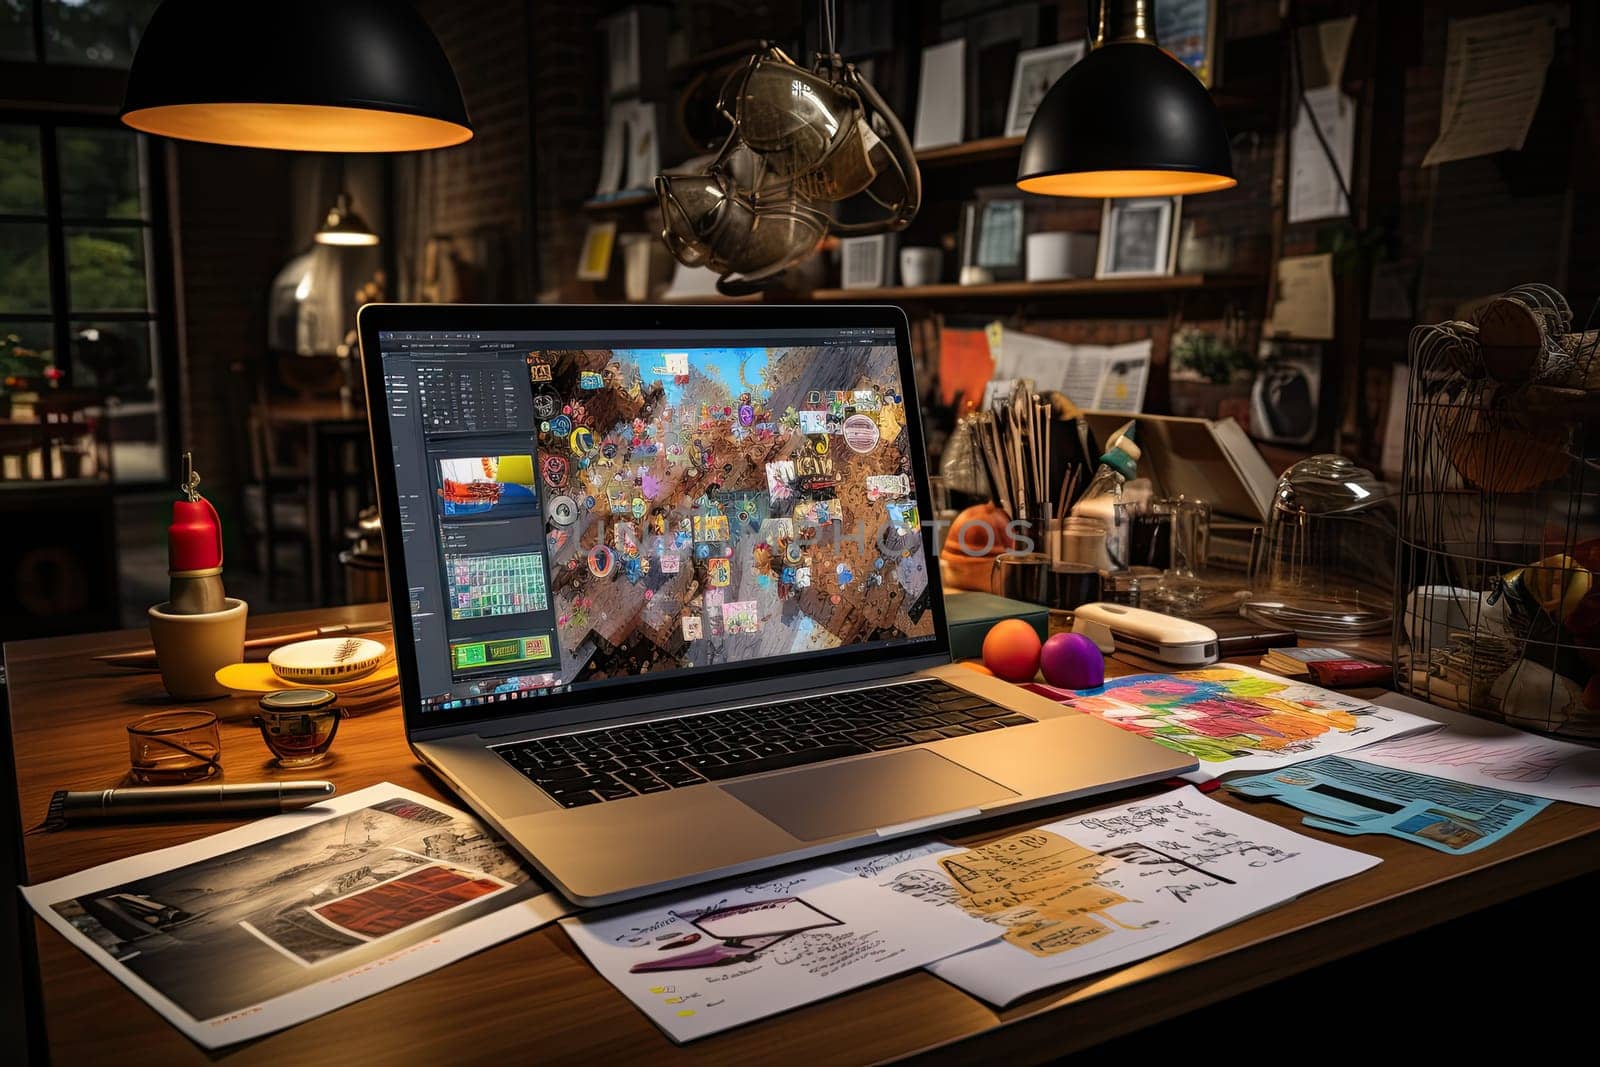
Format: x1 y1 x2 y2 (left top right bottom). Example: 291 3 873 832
982 618 1042 682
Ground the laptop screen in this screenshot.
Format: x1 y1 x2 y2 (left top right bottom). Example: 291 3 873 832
373 321 941 719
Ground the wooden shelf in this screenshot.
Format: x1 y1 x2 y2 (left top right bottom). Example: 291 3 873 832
810 274 1262 302
582 190 655 214
915 136 1024 167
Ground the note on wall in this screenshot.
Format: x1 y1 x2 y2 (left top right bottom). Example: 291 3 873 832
1422 5 1559 167
1268 254 1336 340
1288 86 1355 223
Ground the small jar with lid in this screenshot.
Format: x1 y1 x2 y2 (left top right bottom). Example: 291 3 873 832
256 689 342 768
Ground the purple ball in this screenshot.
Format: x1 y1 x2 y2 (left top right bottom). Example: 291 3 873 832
1039 632 1105 690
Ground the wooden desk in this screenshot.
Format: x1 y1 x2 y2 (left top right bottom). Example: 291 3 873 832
10 606 1600 1065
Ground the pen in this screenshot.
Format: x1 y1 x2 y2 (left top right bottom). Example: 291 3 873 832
47 781 337 827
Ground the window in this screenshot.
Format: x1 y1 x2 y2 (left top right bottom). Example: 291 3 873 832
0 119 170 483
2 1 160 66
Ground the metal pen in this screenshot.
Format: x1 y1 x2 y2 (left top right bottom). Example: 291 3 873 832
47 781 336 827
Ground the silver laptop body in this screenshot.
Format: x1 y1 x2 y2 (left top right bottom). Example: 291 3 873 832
358 303 1194 906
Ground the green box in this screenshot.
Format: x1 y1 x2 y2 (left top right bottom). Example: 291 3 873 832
944 591 1050 661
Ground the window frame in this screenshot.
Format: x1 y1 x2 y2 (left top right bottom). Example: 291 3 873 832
0 108 181 488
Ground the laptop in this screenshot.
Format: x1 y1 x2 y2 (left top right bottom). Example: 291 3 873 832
358 303 1194 906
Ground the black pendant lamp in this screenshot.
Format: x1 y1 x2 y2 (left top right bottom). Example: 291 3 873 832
315 192 380 246
121 0 472 152
1017 0 1234 198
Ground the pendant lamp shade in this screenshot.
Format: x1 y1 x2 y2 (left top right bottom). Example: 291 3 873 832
1017 39 1235 198
120 0 473 152
315 193 380 246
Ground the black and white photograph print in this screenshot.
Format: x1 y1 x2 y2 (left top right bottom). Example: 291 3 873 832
1096 197 1182 279
22 785 565 1047
1005 40 1087 137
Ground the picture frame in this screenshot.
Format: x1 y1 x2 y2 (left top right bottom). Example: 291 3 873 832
1004 40 1087 138
913 39 966 150
840 235 895 290
1096 197 1182 279
974 197 1025 281
577 221 618 282
1155 0 1219 88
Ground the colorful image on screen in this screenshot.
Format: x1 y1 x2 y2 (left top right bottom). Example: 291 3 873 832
436 455 539 517
446 552 549 620
530 343 935 690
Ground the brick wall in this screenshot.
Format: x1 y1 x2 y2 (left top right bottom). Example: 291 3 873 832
172 143 294 527
393 0 541 301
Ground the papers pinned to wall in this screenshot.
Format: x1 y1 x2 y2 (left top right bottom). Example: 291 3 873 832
1423 5 1560 167
1267 253 1336 340
1288 86 1356 223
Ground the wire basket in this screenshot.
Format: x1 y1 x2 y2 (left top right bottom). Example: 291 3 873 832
1394 284 1600 739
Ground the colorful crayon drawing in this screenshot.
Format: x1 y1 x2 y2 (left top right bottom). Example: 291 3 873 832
1057 667 1429 775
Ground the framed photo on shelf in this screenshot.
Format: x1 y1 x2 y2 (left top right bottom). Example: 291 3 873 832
1096 197 1182 278
840 234 895 290
1156 0 1218 87
1005 40 1086 137
974 197 1025 281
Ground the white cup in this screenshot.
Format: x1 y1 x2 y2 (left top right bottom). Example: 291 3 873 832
1026 232 1098 281
899 247 942 287
148 598 248 700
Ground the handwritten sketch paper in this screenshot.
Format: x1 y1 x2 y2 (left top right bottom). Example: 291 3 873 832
877 788 1380 1006
1267 254 1336 340
1288 86 1355 223
1228 754 1550 855
562 863 998 1042
1043 665 1433 781
1423 5 1558 167
20 784 569 1049
1352 693 1600 807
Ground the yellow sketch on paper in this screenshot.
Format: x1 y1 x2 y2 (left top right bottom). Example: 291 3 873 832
937 829 1136 958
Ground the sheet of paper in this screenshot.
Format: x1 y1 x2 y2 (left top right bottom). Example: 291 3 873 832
1423 5 1558 167
1355 692 1600 807
874 788 1379 1006
1268 254 1336 340
20 784 569 1049
991 328 1150 413
561 861 999 1042
1228 754 1549 855
1092 340 1151 412
1380 363 1410 478
1288 86 1355 223
1037 664 1435 781
1296 15 1356 90
914 39 966 150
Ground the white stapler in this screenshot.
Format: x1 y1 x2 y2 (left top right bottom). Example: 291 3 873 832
1070 603 1220 666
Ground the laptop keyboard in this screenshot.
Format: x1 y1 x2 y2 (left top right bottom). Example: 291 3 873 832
491 678 1034 808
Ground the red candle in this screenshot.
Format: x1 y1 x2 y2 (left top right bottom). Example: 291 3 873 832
169 498 222 572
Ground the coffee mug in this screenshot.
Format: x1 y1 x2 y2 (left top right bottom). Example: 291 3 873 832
148 598 248 700
899 247 942 287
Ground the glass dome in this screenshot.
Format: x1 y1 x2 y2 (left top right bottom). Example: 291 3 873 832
1246 454 1397 638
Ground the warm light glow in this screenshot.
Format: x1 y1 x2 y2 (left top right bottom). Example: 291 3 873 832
1018 169 1237 198
122 102 473 152
315 229 380 247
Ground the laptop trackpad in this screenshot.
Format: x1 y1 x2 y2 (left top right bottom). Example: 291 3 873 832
723 750 1017 841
